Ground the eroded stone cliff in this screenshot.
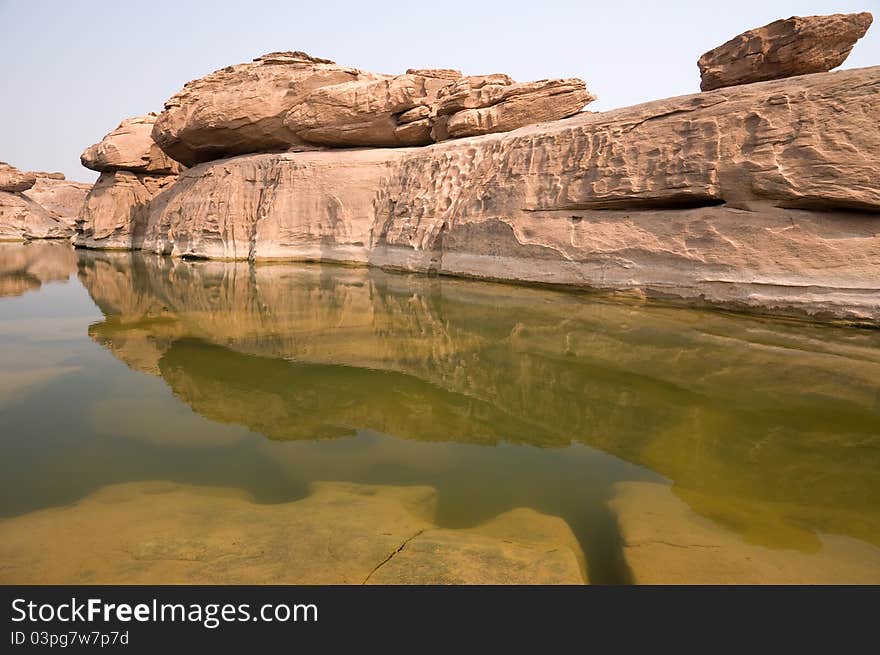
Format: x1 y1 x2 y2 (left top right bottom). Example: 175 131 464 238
134 67 880 322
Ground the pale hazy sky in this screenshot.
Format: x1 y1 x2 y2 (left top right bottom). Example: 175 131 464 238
1 0 877 181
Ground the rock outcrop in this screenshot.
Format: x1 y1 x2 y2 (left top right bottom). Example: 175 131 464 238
434 76 595 139
0 162 37 192
699 12 873 91
77 171 177 249
132 66 880 323
22 173 91 229
152 52 386 166
76 115 180 249
150 52 594 163
81 114 182 175
0 480 586 584
0 241 76 297
283 70 460 147
0 163 74 241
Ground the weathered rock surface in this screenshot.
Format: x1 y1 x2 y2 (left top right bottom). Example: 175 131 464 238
151 51 593 161
81 113 182 174
76 171 177 249
610 482 880 584
23 176 91 229
142 149 409 260
0 191 74 241
0 162 36 192
130 66 880 323
439 77 595 139
152 52 385 166
283 71 459 147
699 12 873 91
0 480 586 584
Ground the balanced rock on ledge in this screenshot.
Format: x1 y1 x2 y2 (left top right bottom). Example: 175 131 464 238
81 114 181 174
699 12 873 91
76 115 181 249
152 51 386 166
151 51 595 164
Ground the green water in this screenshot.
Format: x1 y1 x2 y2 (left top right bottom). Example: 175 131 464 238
1 241 879 583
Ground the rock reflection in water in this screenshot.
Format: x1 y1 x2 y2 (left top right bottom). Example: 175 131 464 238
74 250 880 575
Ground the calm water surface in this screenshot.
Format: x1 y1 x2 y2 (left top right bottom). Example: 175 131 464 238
1 241 879 584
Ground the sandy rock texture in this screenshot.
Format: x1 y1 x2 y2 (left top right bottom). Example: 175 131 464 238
0 480 586 584
435 76 595 139
699 12 873 91
22 174 91 229
130 66 880 323
81 113 182 175
152 51 385 166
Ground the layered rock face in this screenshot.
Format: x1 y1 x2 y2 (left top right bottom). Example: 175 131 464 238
151 52 594 161
76 114 180 249
22 173 91 229
699 12 873 90
0 163 74 241
137 66 880 323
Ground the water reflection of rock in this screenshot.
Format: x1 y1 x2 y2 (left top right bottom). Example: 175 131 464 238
0 241 76 298
76 250 880 558
0 480 586 584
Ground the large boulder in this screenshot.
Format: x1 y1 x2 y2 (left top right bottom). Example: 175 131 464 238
0 162 36 192
81 114 181 174
283 70 460 147
152 51 386 166
698 12 873 91
23 174 92 229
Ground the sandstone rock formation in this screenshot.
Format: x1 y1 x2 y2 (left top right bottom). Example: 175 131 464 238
76 115 181 249
81 114 182 174
1 163 75 241
76 171 177 249
0 162 36 192
699 12 873 91
130 66 880 323
152 52 386 166
283 70 460 147
0 480 586 584
435 77 595 139
150 52 594 162
23 174 91 229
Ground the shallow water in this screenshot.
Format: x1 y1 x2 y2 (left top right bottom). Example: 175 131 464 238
1 241 879 584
